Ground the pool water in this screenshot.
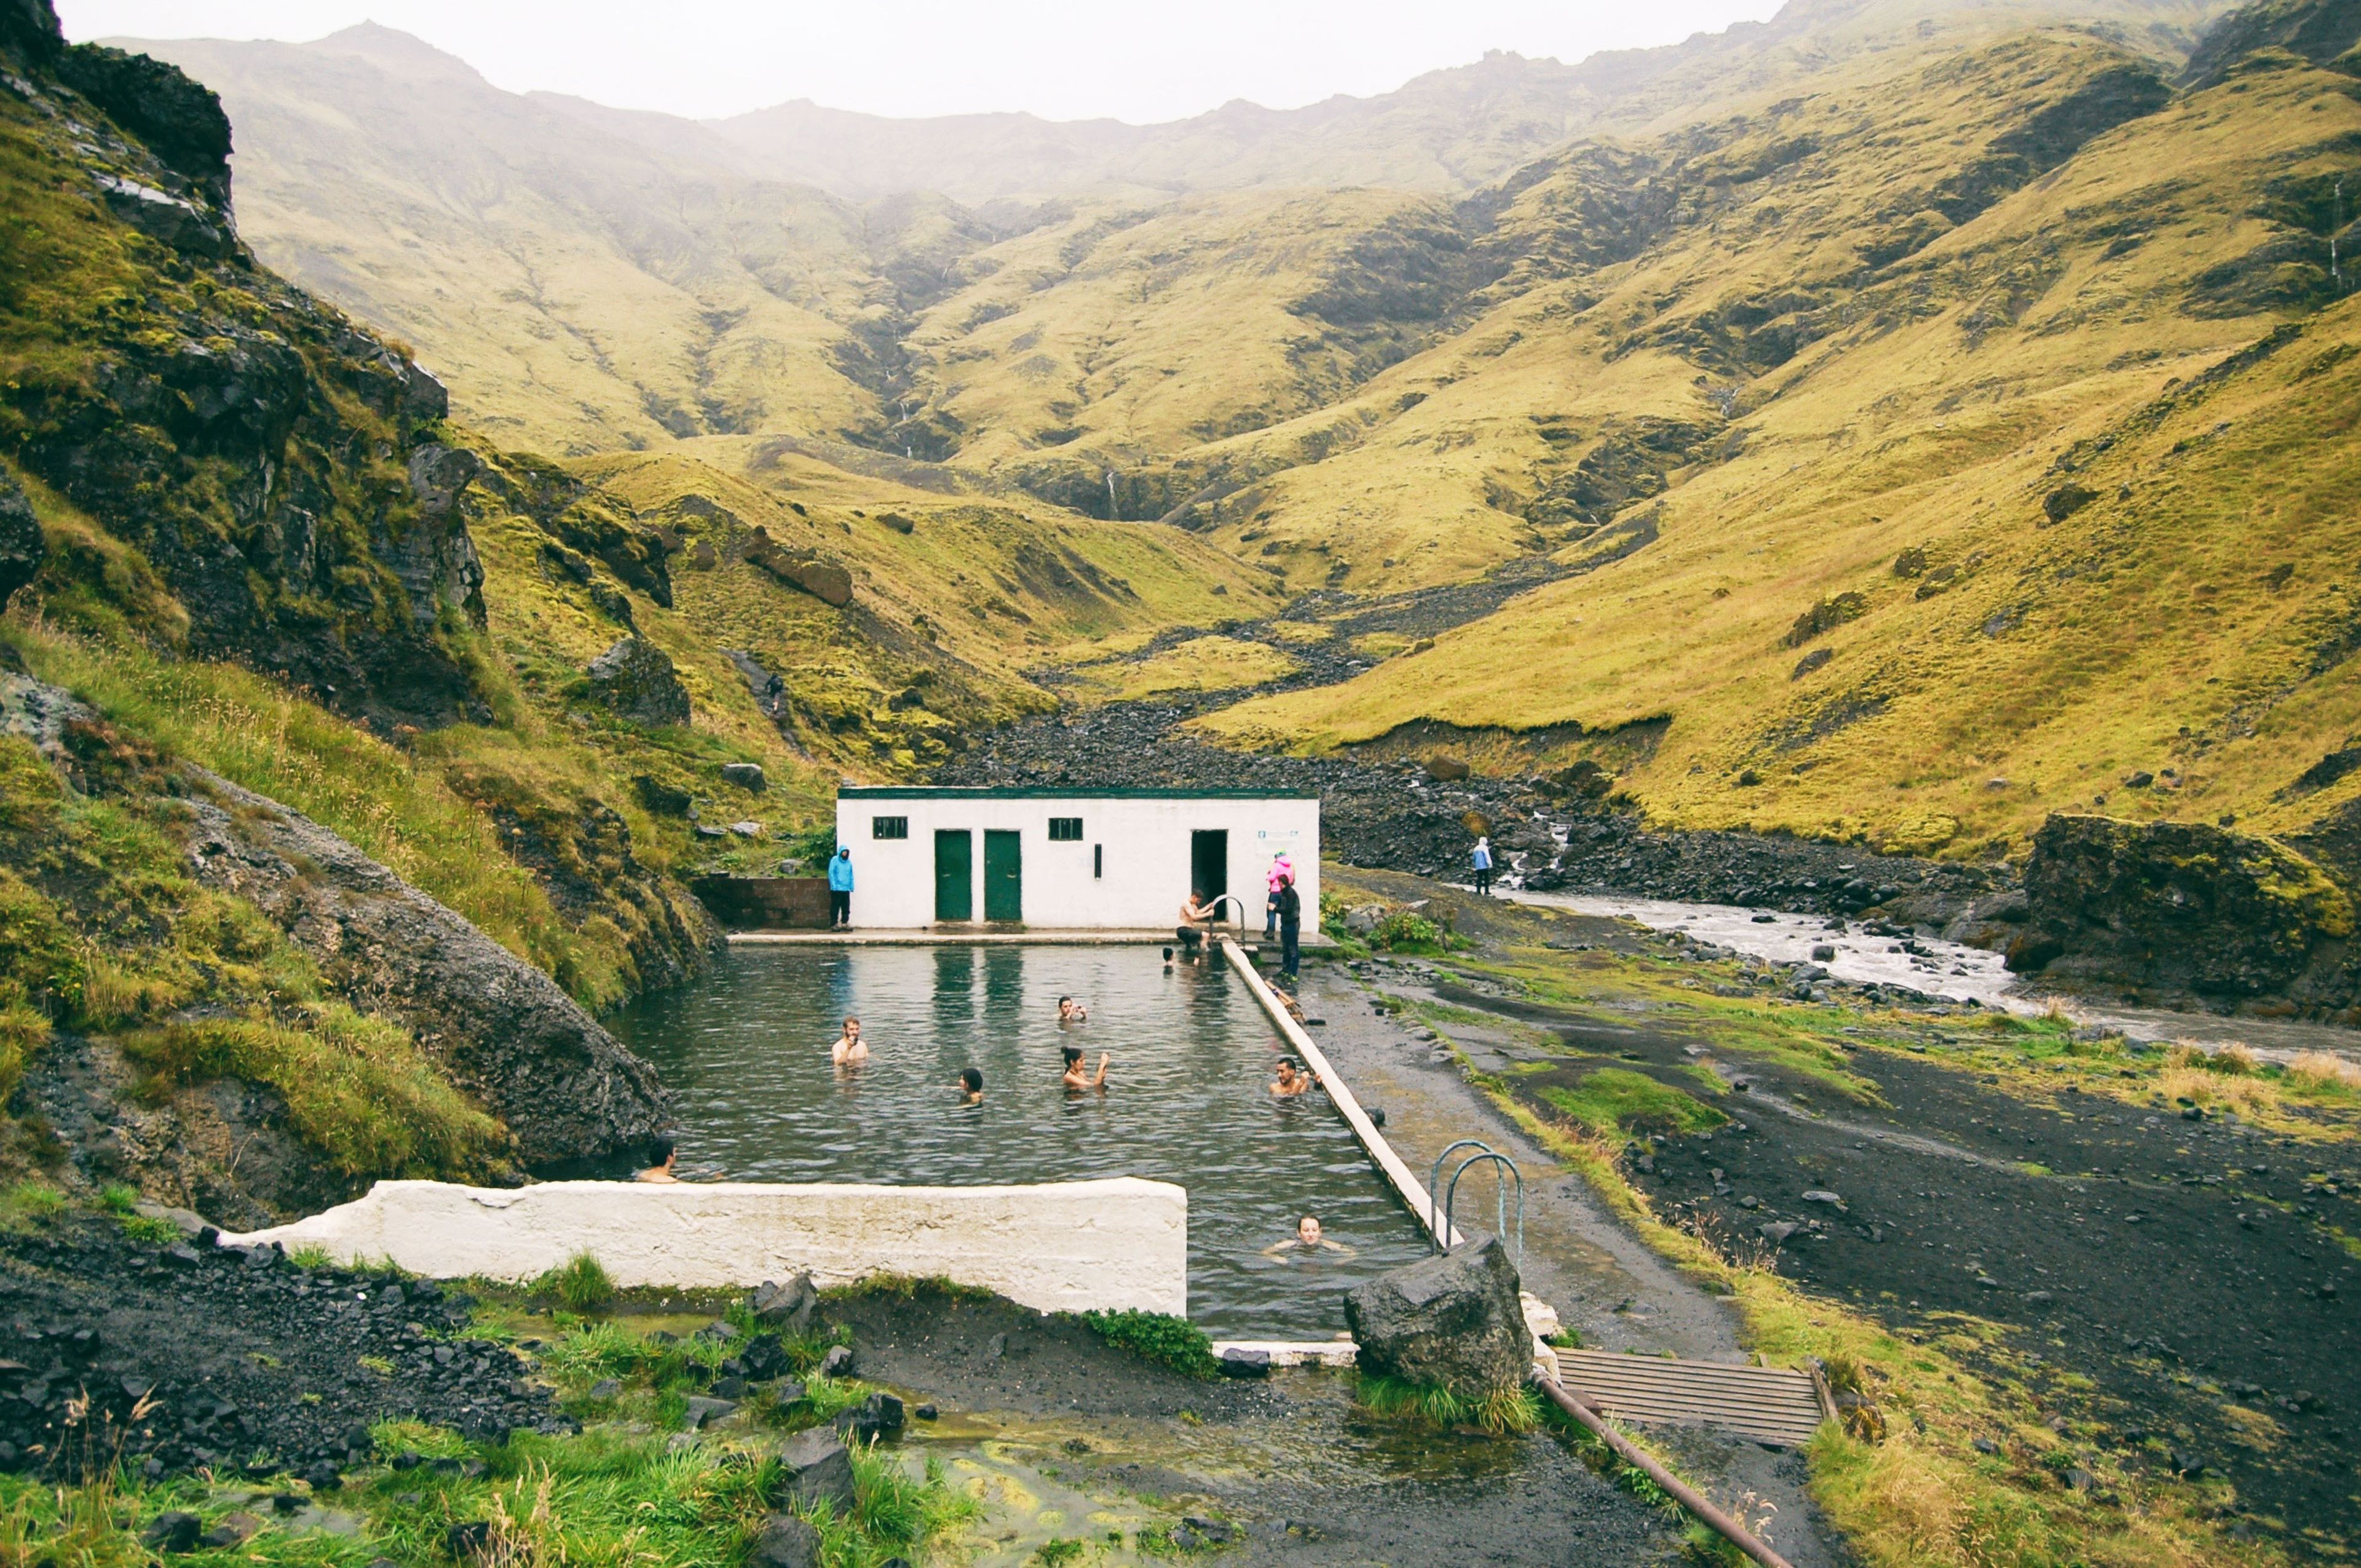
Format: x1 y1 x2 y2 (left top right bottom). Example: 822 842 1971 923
607 945 1434 1337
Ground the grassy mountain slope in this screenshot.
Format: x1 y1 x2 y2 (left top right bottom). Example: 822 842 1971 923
120 25 901 457
1203 41 2361 863
697 0 2237 202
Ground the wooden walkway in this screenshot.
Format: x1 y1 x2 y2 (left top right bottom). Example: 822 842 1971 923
1551 1348 1832 1447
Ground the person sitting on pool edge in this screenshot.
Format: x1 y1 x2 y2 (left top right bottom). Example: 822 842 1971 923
1058 994 1090 1024
957 1067 983 1105
1061 1044 1109 1091
635 1136 680 1183
831 1016 869 1066
1176 887 1216 957
1271 1059 1312 1098
1261 1214 1355 1259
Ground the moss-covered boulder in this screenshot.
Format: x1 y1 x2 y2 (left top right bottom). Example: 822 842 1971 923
2014 814 2357 1004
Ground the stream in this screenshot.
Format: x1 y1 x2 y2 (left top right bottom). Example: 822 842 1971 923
1501 887 2361 1062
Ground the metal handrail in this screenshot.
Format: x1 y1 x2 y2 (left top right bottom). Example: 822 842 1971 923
1445 1151 1524 1272
1428 1138 1495 1249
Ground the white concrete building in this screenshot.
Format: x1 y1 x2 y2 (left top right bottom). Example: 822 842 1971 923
833 786 1319 930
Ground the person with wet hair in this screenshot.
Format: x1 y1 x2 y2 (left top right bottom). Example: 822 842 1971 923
1176 887 1216 957
831 1016 869 1066
1057 994 1090 1023
1270 1059 1311 1098
1161 945 1176 973
635 1136 680 1183
1061 1043 1109 1091
1262 1214 1355 1259
957 1067 984 1105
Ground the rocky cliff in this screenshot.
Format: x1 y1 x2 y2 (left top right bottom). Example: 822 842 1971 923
0 2 709 1219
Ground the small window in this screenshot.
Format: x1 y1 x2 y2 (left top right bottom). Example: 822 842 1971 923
1048 817 1084 841
1093 844 1102 879
872 815 909 840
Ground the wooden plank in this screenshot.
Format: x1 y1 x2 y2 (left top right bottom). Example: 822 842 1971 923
1552 1350 1829 1445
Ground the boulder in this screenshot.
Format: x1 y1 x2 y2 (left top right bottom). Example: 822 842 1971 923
747 1514 821 1568
585 637 690 728
1424 754 1471 782
2015 814 2357 1004
749 1273 818 1334
775 1428 855 1513
721 762 768 793
1343 1233 1531 1399
632 774 692 816
745 533 853 606
0 469 43 606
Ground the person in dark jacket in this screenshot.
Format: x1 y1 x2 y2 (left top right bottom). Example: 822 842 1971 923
1275 873 1302 981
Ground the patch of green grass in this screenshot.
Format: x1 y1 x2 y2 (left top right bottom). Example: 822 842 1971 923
1539 1067 1728 1141
1080 1309 1220 1380
534 1251 616 1314
1355 1372 1540 1435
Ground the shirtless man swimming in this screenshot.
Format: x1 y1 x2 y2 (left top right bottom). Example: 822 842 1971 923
831 1016 869 1066
1058 994 1090 1024
1270 1059 1312 1098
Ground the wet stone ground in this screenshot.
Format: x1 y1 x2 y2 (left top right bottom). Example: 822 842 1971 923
1312 874 2361 1558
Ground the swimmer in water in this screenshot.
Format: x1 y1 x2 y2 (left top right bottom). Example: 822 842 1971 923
1058 994 1090 1024
1061 1044 1109 1091
831 1016 869 1066
1270 1059 1311 1098
1162 945 1176 973
1261 1214 1356 1259
957 1067 983 1105
635 1136 680 1184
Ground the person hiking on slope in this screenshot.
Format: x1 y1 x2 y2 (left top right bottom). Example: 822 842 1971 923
1471 836 1494 897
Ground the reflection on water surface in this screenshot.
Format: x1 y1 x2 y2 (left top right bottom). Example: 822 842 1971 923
609 945 1431 1336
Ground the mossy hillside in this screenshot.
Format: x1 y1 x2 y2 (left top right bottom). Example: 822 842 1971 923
0 730 504 1186
129 30 905 459
569 447 1277 774
1205 46 2361 860
0 72 483 735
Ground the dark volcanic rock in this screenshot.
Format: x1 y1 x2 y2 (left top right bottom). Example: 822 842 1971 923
0 1217 559 1482
55 41 234 204
746 1514 821 1568
585 636 690 728
2014 813 2361 1011
1343 1234 1530 1399
775 1428 855 1513
176 761 669 1170
0 469 43 606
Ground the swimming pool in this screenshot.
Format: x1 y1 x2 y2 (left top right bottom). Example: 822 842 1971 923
607 944 1433 1337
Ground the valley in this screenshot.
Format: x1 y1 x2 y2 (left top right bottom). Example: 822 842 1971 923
1 0 2359 1561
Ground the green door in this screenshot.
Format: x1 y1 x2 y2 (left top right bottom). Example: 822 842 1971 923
984 829 1023 923
934 830 973 922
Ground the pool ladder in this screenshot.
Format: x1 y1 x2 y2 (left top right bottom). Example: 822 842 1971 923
1428 1139 1524 1269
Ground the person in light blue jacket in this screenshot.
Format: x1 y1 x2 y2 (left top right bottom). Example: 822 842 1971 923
1471 836 1493 897
828 845 854 929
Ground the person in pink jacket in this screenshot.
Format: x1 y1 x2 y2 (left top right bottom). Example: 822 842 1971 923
1265 850 1295 938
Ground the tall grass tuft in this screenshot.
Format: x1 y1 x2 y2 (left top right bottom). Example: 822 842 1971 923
537 1251 615 1314
1356 1372 1540 1434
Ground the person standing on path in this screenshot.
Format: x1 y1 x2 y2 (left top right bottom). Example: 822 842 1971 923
1265 849 1295 938
827 845 854 929
1471 836 1493 897
1275 871 1302 981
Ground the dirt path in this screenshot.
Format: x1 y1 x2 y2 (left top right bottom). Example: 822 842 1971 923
1291 959 1854 1568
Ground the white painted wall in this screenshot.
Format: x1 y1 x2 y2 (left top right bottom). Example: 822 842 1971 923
832 791 1319 930
222 1177 1187 1317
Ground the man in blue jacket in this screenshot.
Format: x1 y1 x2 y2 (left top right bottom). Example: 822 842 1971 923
828 845 854 929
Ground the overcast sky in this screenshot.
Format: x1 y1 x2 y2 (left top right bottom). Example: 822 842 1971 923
57 1 1786 123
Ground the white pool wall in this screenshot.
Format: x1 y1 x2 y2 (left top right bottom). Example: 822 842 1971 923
222 1176 1188 1317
